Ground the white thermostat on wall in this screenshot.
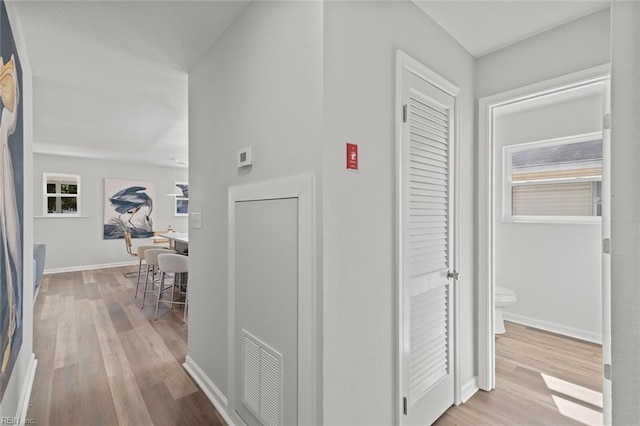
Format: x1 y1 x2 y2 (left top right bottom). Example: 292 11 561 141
237 147 253 167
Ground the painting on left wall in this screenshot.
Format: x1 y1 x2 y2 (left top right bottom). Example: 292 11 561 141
0 0 23 402
103 178 156 239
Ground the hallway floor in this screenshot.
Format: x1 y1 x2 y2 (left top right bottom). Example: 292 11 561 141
27 266 224 425
436 322 603 425
26 267 602 425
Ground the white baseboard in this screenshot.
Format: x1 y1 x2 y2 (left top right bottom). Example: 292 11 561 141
16 354 37 423
502 312 602 344
461 376 479 403
183 355 234 426
44 260 137 275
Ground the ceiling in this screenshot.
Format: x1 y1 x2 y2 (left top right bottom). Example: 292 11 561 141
413 0 609 57
15 0 249 168
14 1 608 168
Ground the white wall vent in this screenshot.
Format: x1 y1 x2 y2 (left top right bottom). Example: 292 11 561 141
241 330 283 426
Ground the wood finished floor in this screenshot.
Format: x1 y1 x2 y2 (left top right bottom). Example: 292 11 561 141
28 267 603 426
436 322 603 426
27 266 225 426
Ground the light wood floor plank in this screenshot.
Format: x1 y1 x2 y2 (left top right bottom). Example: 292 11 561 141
28 266 222 425
53 297 79 370
436 322 602 425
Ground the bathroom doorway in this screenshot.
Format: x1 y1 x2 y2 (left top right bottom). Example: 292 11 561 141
477 65 611 424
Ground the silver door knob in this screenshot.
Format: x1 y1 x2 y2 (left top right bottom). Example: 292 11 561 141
447 270 460 280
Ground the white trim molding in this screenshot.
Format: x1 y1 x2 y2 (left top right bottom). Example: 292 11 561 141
44 260 138 275
183 356 234 426
16 354 37 424
477 64 610 392
227 173 317 426
502 314 602 345
461 377 479 404
397 51 461 97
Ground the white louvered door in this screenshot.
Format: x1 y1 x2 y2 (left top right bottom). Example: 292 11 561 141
399 58 457 425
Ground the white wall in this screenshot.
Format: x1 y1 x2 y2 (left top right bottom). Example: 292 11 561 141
494 88 604 341
477 8 610 343
0 2 34 419
187 0 323 421
323 2 475 423
476 8 610 98
611 2 640 423
33 153 187 272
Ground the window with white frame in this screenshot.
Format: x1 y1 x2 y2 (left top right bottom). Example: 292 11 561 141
503 133 602 222
43 173 80 215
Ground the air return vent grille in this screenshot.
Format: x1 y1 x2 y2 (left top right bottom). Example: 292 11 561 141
241 330 283 426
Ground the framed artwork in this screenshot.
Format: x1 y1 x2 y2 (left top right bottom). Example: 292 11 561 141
103 178 156 239
0 0 23 401
175 197 188 216
174 182 188 217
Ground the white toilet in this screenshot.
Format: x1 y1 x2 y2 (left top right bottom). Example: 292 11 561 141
495 286 517 334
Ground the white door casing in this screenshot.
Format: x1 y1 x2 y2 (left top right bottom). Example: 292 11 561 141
396 51 460 425
228 174 317 426
601 78 612 426
477 65 611 422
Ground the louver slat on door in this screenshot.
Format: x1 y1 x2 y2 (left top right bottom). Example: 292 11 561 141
407 93 450 403
410 286 449 401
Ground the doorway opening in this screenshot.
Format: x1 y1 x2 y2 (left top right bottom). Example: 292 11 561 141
478 65 611 424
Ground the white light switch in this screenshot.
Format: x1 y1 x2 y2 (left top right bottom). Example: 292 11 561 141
190 211 202 229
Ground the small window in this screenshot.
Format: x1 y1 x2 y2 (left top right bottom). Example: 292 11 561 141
503 133 602 223
43 173 80 215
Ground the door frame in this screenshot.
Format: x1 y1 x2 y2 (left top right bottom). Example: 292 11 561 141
477 64 611 394
227 173 317 425
395 50 462 424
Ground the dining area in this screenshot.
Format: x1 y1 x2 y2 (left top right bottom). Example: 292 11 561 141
125 229 191 322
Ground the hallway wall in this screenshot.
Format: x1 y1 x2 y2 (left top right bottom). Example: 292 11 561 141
188 0 323 421
323 2 476 423
610 1 640 423
476 8 611 343
476 8 610 98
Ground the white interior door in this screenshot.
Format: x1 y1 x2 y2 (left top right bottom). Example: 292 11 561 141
398 53 458 425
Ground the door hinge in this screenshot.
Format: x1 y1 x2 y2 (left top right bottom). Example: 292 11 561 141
403 397 408 415
603 238 611 254
604 363 612 380
403 104 408 123
603 114 611 130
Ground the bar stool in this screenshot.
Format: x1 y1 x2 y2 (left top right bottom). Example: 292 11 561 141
155 253 188 321
140 248 172 309
133 245 158 299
